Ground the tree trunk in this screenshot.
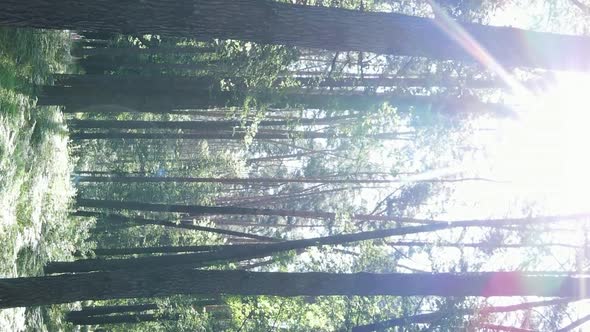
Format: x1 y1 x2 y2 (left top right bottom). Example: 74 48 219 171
72 46 215 57
385 240 581 249
80 211 278 243
53 74 218 92
300 76 552 92
46 219 452 273
352 311 456 332
77 31 116 40
1 0 589 70
55 73 532 95
74 199 406 223
93 245 229 256
66 312 178 325
44 82 513 118
78 57 220 74
75 175 468 185
302 76 501 89
75 170 149 176
1 269 588 308
38 88 229 111
77 198 585 225
66 303 158 318
556 314 590 332
352 298 575 331
46 209 587 273
68 117 350 130
76 39 110 48
479 325 535 332
69 130 407 141
246 150 330 163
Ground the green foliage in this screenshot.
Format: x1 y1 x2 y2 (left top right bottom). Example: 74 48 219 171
216 40 300 136
0 27 89 332
0 1 581 330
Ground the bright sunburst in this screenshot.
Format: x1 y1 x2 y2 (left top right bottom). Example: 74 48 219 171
488 72 590 213
425 0 590 215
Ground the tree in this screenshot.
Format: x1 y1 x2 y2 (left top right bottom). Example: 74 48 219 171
71 45 216 57
92 245 228 256
68 118 350 130
65 303 170 326
352 298 576 331
42 84 512 118
1 270 588 308
74 211 276 242
76 198 590 225
45 210 589 273
52 75 219 93
67 312 179 326
77 57 220 74
556 314 590 332
67 303 159 317
2 0 589 70
75 174 488 185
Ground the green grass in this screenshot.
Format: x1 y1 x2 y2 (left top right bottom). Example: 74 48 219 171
0 27 93 331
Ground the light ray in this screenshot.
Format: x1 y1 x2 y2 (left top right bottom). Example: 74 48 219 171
427 0 531 97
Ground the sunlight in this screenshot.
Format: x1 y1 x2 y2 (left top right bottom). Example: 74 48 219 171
418 0 590 216
428 0 529 95
489 72 590 213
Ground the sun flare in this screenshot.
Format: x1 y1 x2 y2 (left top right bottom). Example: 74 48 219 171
488 72 590 213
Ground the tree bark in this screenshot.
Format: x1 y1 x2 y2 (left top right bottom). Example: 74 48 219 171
80 211 278 243
55 73 541 94
38 88 229 111
77 31 116 40
68 117 348 130
69 130 408 141
66 312 178 325
76 39 110 48
44 82 513 119
304 76 546 90
1 0 589 70
76 198 588 225
75 175 475 185
72 46 215 57
1 269 589 308
66 303 158 318
53 74 217 92
78 57 219 74
74 199 415 223
93 245 231 256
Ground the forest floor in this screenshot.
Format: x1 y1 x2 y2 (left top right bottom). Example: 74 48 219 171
0 28 91 331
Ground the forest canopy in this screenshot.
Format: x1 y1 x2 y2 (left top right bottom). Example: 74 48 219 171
0 0 590 331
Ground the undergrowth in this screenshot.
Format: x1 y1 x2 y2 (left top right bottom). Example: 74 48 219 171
0 27 92 332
